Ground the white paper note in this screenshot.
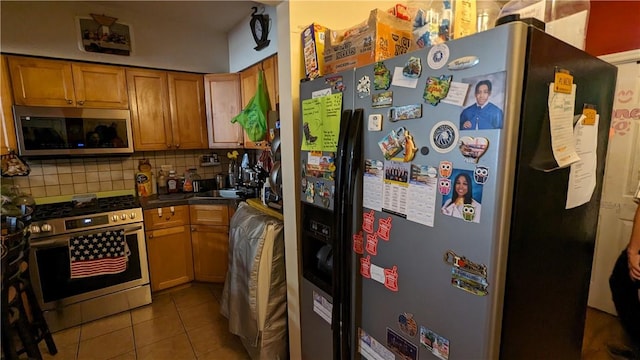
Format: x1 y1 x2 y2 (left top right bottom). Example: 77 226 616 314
548 83 580 168
363 160 384 211
546 10 589 50
370 263 385 284
441 81 470 106
566 114 598 209
406 176 437 227
312 291 332 325
312 88 332 98
391 67 419 89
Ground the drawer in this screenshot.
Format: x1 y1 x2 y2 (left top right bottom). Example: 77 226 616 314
144 205 190 230
190 204 229 226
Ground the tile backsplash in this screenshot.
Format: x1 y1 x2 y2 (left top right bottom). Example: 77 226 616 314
2 150 246 199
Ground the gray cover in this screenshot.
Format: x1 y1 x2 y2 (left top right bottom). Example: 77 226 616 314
220 202 288 360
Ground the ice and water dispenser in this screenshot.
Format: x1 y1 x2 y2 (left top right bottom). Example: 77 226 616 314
301 203 336 295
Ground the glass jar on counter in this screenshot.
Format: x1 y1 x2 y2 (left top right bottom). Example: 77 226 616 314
166 170 179 193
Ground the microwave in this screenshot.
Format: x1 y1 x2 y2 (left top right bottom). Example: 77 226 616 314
13 106 134 156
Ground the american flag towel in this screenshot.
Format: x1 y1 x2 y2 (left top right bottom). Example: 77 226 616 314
69 230 128 279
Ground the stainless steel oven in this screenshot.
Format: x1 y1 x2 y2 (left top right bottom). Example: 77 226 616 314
29 196 151 332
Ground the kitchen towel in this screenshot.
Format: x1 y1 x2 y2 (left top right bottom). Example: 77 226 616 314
69 230 128 279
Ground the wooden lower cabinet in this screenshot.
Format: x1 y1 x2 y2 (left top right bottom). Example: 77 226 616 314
190 224 229 282
146 225 194 292
190 204 229 282
144 205 194 292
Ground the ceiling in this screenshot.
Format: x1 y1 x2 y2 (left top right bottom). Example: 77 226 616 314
80 1 262 33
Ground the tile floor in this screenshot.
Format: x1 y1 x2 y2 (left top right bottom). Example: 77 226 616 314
37 282 250 360
33 283 628 360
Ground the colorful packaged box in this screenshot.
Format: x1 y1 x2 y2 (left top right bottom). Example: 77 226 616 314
302 23 328 80
323 9 414 75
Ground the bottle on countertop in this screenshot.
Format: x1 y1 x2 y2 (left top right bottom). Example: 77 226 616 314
136 159 153 197
262 178 271 206
157 169 167 195
182 169 193 192
167 170 179 193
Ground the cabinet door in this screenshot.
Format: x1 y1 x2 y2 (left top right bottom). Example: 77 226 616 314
240 63 268 149
168 72 208 150
262 55 278 111
127 69 173 151
204 73 243 148
1 56 16 155
72 63 128 109
189 204 229 226
8 56 75 107
146 225 194 291
191 224 229 282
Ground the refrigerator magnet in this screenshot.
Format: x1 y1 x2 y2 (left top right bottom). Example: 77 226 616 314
387 328 418 359
357 75 371 98
389 104 423 122
424 75 453 106
420 326 450 360
403 131 418 162
363 209 376 234
403 56 422 78
430 121 459 153
377 217 393 241
439 161 453 178
420 146 430 155
458 136 489 163
353 231 364 254
379 127 406 160
451 274 488 296
360 255 372 278
368 114 383 131
398 313 418 337
384 265 399 292
304 181 314 203
448 55 480 71
444 250 488 277
438 178 451 195
366 233 379 255
374 62 392 90
372 91 393 108
474 165 489 184
427 43 450 70
325 75 345 92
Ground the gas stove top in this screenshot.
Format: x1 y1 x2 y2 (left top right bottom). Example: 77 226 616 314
34 195 139 221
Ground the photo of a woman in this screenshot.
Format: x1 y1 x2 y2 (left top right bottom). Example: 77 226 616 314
441 170 482 223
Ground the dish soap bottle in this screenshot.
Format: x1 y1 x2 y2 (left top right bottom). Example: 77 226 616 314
182 169 193 192
262 178 271 206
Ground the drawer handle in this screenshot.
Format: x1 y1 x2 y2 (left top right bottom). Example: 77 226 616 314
77 100 85 105
191 227 196 232
67 99 73 104
148 234 153 239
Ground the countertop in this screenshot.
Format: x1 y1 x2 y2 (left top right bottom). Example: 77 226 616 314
139 192 243 210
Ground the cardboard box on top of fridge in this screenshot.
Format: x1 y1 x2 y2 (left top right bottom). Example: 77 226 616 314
302 23 328 80
323 9 415 75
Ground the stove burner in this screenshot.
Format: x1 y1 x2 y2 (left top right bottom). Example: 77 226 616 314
34 195 139 221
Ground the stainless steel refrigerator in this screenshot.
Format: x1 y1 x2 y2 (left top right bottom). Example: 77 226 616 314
298 20 617 360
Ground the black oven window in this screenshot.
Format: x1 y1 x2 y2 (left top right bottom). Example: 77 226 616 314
35 233 142 303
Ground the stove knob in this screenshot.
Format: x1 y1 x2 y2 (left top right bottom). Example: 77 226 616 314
30 224 41 233
129 212 137 220
111 215 119 222
120 213 127 220
41 223 52 232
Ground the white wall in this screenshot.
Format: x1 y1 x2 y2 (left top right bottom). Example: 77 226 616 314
0 1 233 73
228 4 278 72
276 1 397 358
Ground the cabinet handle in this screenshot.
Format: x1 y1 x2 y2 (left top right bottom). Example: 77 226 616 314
77 100 85 105
148 234 153 239
191 227 196 232
67 99 73 104
175 144 180 148
167 144 172 148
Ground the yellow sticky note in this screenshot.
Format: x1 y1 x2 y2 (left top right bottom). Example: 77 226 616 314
554 71 573 94
583 108 596 125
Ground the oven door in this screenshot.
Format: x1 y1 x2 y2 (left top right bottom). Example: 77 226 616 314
29 223 149 310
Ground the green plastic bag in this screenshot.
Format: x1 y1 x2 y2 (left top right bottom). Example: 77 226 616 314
231 70 270 142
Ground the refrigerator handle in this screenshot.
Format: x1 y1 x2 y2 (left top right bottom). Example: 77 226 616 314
332 109 353 360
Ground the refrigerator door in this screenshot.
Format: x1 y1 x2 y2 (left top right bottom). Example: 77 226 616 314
351 22 529 359
299 70 355 360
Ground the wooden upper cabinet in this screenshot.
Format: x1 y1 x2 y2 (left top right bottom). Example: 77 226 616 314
127 70 207 151
127 68 173 151
240 55 279 150
204 73 243 148
8 56 75 107
167 72 208 150
7 56 128 109
72 63 128 108
1 56 17 155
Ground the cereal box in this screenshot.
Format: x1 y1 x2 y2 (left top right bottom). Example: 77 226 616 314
323 9 414 75
302 23 328 80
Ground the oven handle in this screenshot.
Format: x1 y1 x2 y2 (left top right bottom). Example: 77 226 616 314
31 224 144 249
